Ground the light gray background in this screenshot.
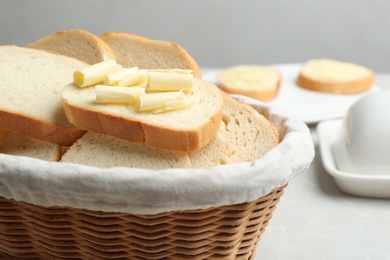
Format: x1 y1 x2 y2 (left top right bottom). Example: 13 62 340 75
0 0 389 72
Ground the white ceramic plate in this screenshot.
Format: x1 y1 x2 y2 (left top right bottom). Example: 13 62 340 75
317 119 390 199
202 64 381 124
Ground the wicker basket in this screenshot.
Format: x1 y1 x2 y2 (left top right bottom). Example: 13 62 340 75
0 185 285 259
0 96 315 259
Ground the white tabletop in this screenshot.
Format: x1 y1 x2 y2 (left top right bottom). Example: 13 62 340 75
255 74 390 260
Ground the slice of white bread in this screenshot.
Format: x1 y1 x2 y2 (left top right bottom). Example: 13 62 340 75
61 78 224 152
221 93 279 163
27 29 116 65
99 32 201 78
190 93 279 166
61 126 231 170
217 65 282 102
60 94 278 170
60 132 191 169
0 132 61 162
0 45 87 146
296 59 375 94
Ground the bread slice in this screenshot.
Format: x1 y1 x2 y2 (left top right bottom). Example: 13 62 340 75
174 93 280 167
0 132 61 161
62 78 223 152
61 94 231 169
60 132 191 169
99 32 201 78
27 29 116 65
61 129 230 170
296 59 375 94
221 93 279 163
0 45 87 146
61 94 278 169
217 65 282 102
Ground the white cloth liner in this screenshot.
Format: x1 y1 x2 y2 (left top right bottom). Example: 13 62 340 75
0 95 315 215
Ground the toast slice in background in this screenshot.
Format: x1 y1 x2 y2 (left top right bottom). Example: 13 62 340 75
27 29 116 65
0 45 87 146
217 65 282 102
99 32 201 78
62 78 224 152
0 132 61 162
296 59 375 94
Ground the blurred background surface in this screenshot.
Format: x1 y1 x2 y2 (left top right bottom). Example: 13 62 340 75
1 0 389 72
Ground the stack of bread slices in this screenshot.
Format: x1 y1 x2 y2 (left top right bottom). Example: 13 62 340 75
0 29 279 170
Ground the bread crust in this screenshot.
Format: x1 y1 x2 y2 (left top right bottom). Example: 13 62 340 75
296 65 375 94
61 102 145 144
0 110 86 147
27 29 116 64
99 31 202 78
62 101 222 152
0 129 8 145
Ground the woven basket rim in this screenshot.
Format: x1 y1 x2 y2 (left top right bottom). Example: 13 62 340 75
0 95 314 215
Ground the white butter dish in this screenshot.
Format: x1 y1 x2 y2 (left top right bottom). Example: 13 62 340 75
317 119 390 198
